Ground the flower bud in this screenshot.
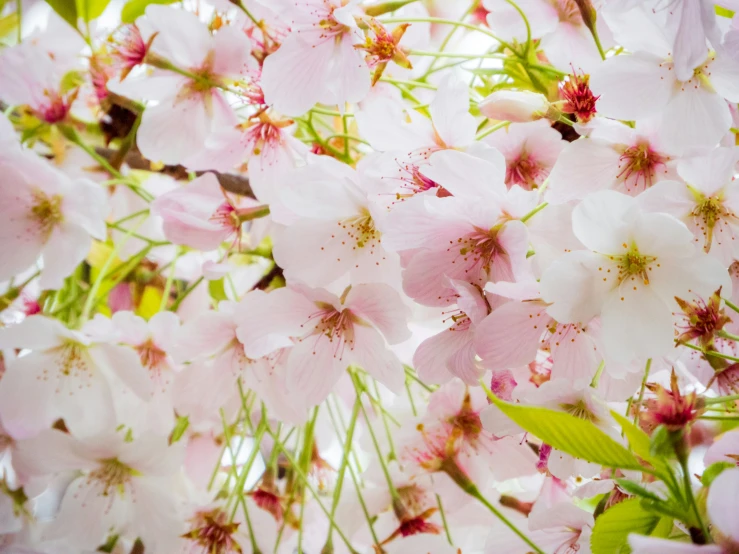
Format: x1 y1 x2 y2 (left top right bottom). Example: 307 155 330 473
479 90 550 122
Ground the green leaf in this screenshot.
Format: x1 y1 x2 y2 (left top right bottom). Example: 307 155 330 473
208 278 228 302
364 0 418 16
610 411 671 478
76 0 111 21
170 415 189 443
591 498 661 554
44 0 78 30
614 479 663 503
0 12 18 40
485 392 644 470
649 425 674 459
121 0 177 23
716 6 735 18
701 461 735 487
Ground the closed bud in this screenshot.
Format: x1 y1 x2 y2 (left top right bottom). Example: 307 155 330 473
479 90 550 122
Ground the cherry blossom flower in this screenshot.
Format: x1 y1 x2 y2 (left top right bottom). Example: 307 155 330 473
0 151 107 290
260 0 370 116
234 283 410 405
413 280 489 385
485 121 564 190
151 173 252 251
0 316 152 438
478 90 551 123
382 148 537 306
546 118 677 202
540 190 731 363
271 155 399 286
111 6 255 164
638 147 739 265
14 430 185 551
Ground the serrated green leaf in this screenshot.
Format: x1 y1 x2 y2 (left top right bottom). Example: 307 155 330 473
121 0 177 23
611 411 671 478
76 0 111 21
208 278 228 302
44 0 78 30
701 461 735 487
614 479 663 502
591 498 661 554
485 392 644 470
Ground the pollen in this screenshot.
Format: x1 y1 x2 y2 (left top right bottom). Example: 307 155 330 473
87 458 134 497
616 142 667 194
29 189 63 240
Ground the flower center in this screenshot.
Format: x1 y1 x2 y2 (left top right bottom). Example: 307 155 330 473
610 244 657 286
89 458 134 497
29 189 63 240
135 338 167 370
506 150 544 189
341 209 380 249
184 509 242 552
551 0 581 24
52 340 91 378
690 191 732 252
560 398 600 423
617 142 667 194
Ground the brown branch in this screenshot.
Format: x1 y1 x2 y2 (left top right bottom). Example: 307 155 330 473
94 146 255 198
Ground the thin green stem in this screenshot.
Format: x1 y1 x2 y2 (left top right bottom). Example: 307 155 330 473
704 393 739 405
520 202 548 223
683 342 739 364
436 494 453 545
632 358 652 425
677 446 710 542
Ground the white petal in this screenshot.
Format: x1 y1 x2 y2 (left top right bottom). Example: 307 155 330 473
572 190 638 254
39 223 91 290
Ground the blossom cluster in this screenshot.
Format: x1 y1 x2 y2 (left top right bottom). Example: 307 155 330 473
0 0 738 553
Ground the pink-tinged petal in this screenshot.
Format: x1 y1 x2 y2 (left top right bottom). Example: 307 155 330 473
272 220 356 287
545 138 622 204
540 251 611 324
381 196 473 252
349 325 404 393
148 311 180 349
137 95 210 165
483 0 558 42
413 330 462 384
590 53 674 121
495 220 533 283
212 26 254 78
672 0 716 82
650 254 731 306
14 429 96 475
174 357 238 423
637 180 695 219
249 357 308 425
325 35 370 108
572 190 639 254
487 436 539 480
0 164 45 281
92 344 154 400
480 404 524 437
261 35 334 116
176 310 236 361
628 535 723 554
485 280 541 301
601 280 673 363
39 223 91 290
0 354 57 438
421 149 506 200
129 477 185 552
44 477 127 550
108 73 187 103
475 301 547 370
549 326 600 388
235 288 316 358
355 96 432 151
451 280 489 324
401 247 466 306
121 434 184 475
61 178 108 240
658 87 732 154
286 338 343 406
345 283 410 344
54 368 117 437
144 5 212 69
707 467 739 545
0 315 66 350
711 54 739 103
677 147 739 196
540 23 601 74
704 429 739 466
429 73 476 147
